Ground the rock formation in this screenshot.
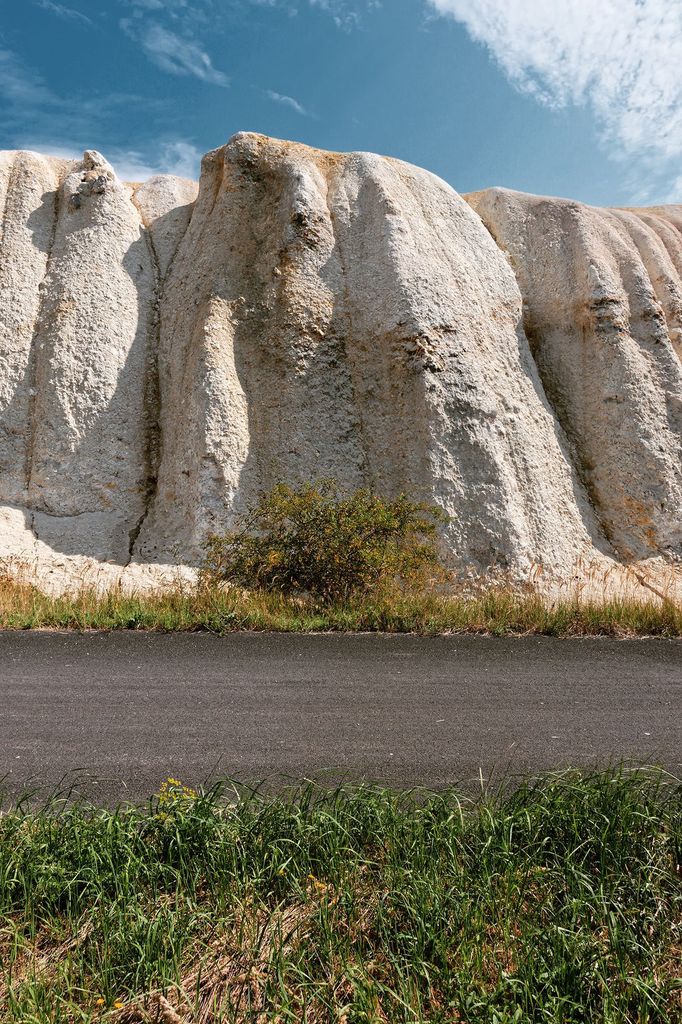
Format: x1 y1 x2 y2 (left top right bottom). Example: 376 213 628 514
0 133 680 585
467 189 682 564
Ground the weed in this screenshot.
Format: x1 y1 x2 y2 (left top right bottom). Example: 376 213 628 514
201 480 448 603
0 769 680 1021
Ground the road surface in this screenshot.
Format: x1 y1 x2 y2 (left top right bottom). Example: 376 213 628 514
0 631 680 804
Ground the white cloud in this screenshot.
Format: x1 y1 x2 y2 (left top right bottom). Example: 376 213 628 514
0 47 57 109
309 0 359 28
114 139 202 180
36 0 93 25
265 89 312 116
120 19 229 85
307 0 380 29
18 140 203 182
128 0 188 9
155 140 202 179
427 0 682 181
0 46 179 175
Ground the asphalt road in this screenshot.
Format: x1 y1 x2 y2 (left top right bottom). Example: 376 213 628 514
0 631 680 804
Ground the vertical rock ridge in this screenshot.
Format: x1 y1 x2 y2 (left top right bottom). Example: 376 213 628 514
24 160 66 495
127 175 199 562
467 188 682 560
0 152 17 252
600 209 682 448
136 142 252 560
27 151 157 561
622 209 682 361
0 152 69 507
332 154 599 570
319 158 371 484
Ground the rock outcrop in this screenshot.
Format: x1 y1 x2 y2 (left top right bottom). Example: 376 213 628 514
0 133 680 585
467 189 682 564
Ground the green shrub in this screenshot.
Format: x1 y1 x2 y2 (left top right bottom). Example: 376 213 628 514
201 479 448 602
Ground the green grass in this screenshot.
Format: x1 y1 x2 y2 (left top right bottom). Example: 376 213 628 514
1 769 680 1022
1 576 681 636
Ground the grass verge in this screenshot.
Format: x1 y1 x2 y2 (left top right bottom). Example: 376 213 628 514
0 769 680 1021
0 576 681 636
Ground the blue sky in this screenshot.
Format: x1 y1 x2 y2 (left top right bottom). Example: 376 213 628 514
1 0 680 205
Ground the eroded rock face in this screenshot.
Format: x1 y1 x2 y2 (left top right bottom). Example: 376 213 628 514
0 149 197 565
467 188 682 562
0 151 67 507
0 133 679 581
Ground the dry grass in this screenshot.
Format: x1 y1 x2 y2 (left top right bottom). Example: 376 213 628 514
0 568 681 636
113 904 314 1023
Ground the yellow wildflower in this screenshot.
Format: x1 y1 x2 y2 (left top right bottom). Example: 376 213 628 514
158 776 198 806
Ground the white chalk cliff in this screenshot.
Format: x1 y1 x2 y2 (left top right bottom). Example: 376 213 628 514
0 133 680 584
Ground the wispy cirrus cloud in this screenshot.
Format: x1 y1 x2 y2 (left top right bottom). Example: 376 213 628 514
123 0 216 30
120 18 229 85
245 0 377 29
308 0 379 29
36 0 93 25
308 0 359 28
265 89 313 116
0 46 154 142
0 45 188 181
0 47 57 110
128 0 190 11
427 0 682 199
